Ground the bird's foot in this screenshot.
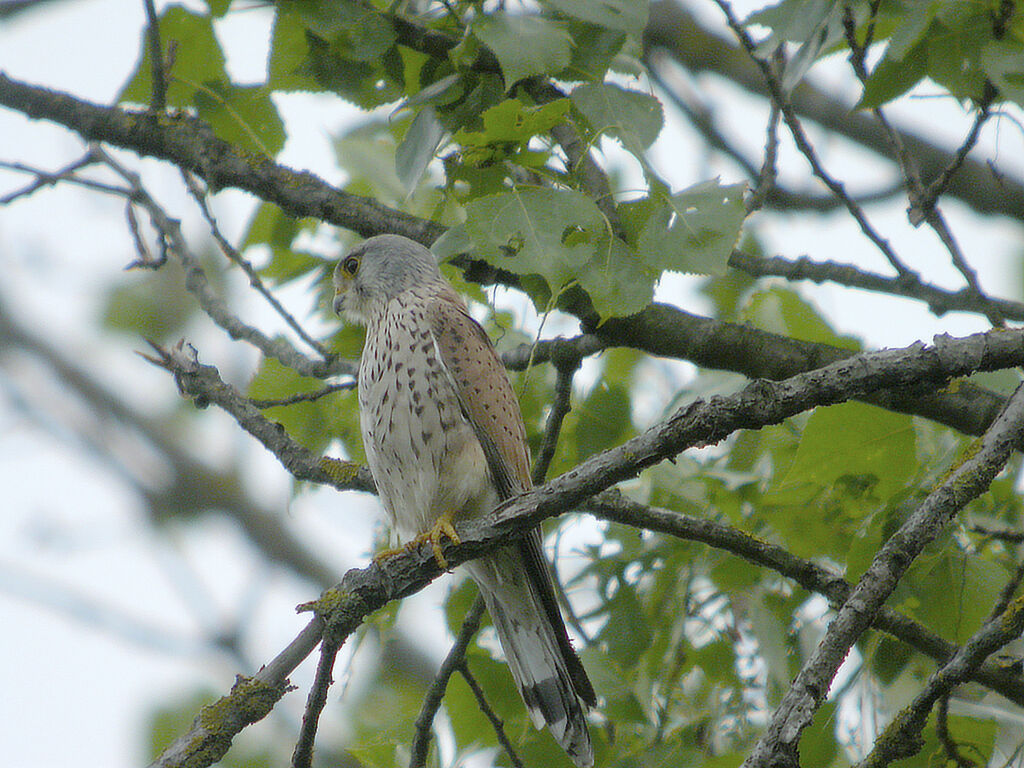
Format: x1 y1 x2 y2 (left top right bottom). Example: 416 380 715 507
413 513 461 570
371 544 410 565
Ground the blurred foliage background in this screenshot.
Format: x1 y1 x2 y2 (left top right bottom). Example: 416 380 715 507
2 1 1024 767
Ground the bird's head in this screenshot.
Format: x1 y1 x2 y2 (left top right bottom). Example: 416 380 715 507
332 234 443 323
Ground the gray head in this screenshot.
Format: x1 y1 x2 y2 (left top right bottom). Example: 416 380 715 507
332 234 445 323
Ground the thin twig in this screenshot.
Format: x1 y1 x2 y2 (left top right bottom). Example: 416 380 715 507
532 357 579 485
457 662 526 768
140 339 374 493
181 171 335 358
855 588 1024 768
291 635 344 768
971 524 1024 544
748 99 781 213
142 0 167 111
587 491 1024 706
727 250 1024 322
0 151 101 204
988 560 1024 622
936 695 977 768
91 146 350 378
250 381 356 409
840 6 1004 326
409 596 487 768
715 0 915 278
917 93 996 217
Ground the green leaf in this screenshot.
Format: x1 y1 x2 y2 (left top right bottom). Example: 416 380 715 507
780 402 916 501
799 702 838 767
576 236 656 318
740 285 860 349
248 356 363 459
859 38 928 109
119 6 226 107
276 0 396 62
103 261 195 342
242 201 303 250
563 21 626 81
924 10 990 102
472 13 573 86
574 382 632 462
456 188 609 305
192 81 285 155
571 82 664 155
395 106 445 193
119 7 283 154
635 180 746 277
540 0 648 35
982 38 1024 107
269 4 404 107
455 97 570 147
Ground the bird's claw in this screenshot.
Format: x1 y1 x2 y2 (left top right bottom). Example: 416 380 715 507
415 514 461 570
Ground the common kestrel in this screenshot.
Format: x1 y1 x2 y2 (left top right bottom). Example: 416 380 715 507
333 234 595 766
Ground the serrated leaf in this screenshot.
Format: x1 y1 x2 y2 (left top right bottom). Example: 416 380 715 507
571 82 664 155
576 236 655 318
269 4 403 107
472 13 573 86
541 0 648 35
636 180 746 276
458 188 608 305
276 0 396 62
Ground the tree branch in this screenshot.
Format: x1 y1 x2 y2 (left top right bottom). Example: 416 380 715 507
728 250 1024 322
856 595 1024 768
409 596 486 768
0 72 444 244
643 1 1024 223
585 491 1024 706
742 382 1024 768
148 324 1024 767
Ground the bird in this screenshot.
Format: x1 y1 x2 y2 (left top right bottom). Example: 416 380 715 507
332 233 596 766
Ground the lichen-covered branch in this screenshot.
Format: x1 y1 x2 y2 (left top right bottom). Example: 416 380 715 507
585 491 1024 706
742 382 1024 768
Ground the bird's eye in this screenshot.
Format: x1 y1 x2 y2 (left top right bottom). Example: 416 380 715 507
342 255 360 276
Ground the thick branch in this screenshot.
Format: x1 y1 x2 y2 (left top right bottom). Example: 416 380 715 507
586 492 1024 706
0 72 444 245
149 325 1024 768
742 382 1024 768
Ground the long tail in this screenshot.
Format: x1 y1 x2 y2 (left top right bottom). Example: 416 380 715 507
465 535 595 767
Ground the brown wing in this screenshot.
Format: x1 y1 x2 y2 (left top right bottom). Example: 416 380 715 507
426 292 597 709
425 292 532 499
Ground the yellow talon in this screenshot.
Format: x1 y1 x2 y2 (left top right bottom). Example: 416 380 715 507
415 512 461 570
371 543 409 565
